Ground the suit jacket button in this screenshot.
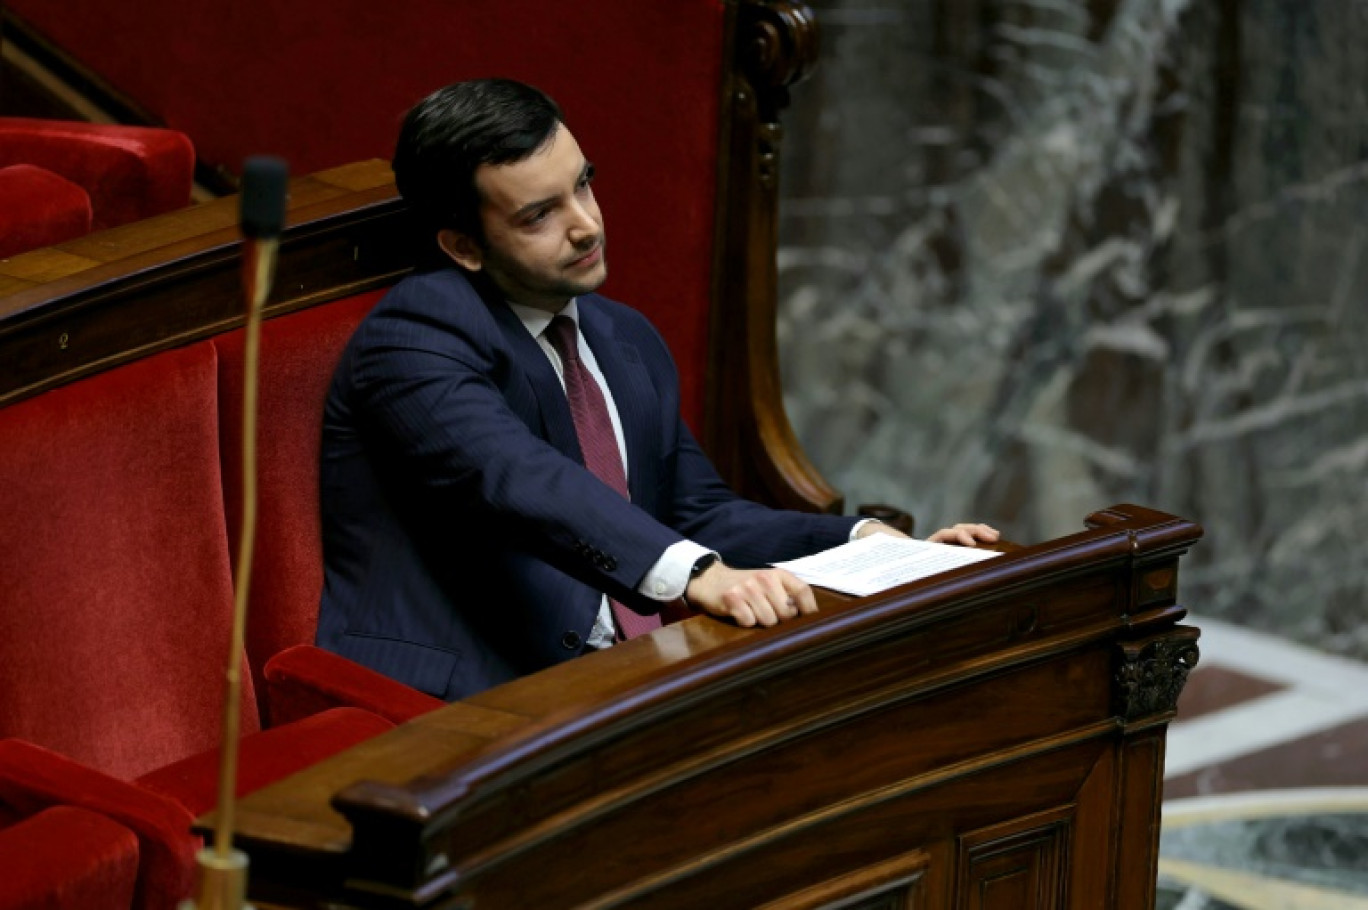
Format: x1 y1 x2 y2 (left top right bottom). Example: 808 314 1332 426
561 631 582 650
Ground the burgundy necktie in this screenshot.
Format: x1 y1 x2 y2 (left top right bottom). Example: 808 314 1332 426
546 315 661 640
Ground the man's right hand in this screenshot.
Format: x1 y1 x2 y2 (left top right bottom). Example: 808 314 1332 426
684 562 818 628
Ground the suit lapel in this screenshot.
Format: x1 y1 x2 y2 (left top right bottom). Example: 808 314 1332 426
579 300 659 511
487 298 582 461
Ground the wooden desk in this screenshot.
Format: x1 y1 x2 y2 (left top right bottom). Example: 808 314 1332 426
220 504 1201 909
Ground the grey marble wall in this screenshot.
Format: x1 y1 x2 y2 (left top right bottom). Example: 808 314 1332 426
778 0 1368 657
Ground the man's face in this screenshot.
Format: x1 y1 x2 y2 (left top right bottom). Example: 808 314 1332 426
442 123 607 312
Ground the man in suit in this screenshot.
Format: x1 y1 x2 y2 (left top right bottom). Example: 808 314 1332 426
316 79 996 699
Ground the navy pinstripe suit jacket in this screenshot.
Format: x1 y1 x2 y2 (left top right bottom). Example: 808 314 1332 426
316 268 858 700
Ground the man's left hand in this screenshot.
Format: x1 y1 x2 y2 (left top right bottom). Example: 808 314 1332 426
857 521 1000 547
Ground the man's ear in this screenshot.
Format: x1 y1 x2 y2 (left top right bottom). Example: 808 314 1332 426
436 229 483 271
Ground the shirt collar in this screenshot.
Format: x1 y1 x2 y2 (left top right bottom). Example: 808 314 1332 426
507 298 579 340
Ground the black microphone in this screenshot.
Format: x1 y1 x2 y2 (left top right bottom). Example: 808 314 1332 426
240 156 289 310
240 155 289 239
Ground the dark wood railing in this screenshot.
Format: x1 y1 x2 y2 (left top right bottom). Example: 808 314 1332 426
223 503 1201 909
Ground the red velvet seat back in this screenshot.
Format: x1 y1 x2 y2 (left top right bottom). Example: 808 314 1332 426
214 291 384 719
0 344 259 780
0 118 194 231
7 0 726 428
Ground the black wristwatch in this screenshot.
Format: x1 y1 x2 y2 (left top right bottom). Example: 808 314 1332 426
683 553 720 608
689 553 720 578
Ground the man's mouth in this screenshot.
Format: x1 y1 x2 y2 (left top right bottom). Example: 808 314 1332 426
566 242 604 268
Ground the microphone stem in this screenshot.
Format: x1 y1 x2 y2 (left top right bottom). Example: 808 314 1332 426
214 237 278 859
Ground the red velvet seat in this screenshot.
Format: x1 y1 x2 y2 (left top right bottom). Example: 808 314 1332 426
0 344 243 779
208 287 446 726
0 118 194 232
213 290 408 723
0 342 402 908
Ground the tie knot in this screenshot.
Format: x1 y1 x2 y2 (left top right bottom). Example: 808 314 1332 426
547 315 580 365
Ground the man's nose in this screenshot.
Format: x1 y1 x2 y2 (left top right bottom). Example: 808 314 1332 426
566 198 599 242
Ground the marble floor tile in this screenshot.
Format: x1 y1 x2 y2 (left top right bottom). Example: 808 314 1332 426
1176 666 1287 722
1157 616 1368 907
1165 618 1368 780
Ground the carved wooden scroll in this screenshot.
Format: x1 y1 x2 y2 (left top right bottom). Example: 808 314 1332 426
707 0 843 514
1115 628 1202 722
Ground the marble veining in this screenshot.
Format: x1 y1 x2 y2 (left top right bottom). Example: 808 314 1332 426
778 0 1368 658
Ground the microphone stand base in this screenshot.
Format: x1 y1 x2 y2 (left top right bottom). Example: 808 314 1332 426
179 846 255 910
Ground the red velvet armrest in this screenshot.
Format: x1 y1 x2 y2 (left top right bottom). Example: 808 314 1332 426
0 164 93 258
0 712 396 908
263 644 444 727
0 740 197 910
136 708 394 817
0 806 139 910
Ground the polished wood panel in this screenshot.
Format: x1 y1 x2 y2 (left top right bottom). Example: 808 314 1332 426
212 504 1201 909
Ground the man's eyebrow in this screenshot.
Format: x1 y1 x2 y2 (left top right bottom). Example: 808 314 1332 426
511 194 557 222
510 160 593 223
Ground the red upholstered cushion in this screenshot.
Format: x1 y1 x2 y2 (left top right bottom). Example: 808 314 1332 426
0 739 198 910
0 806 140 910
8 1 723 427
0 164 93 258
0 343 259 781
214 290 384 717
0 118 194 230
264 645 444 727
135 707 394 817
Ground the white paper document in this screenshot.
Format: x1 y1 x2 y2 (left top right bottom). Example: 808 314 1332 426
774 535 1002 597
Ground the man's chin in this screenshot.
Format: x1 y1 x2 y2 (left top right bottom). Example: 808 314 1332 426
568 260 608 296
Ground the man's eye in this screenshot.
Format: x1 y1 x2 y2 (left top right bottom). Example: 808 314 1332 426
527 209 550 224
578 164 596 190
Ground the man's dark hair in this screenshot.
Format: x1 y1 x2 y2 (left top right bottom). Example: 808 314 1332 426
393 79 563 245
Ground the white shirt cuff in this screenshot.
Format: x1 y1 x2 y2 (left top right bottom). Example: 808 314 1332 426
638 539 716 602
850 518 880 541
